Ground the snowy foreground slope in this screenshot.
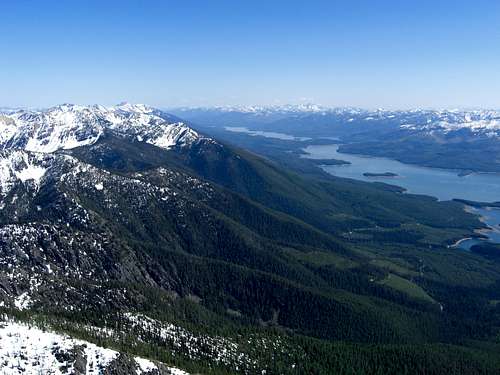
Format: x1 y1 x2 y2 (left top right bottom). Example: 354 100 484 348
0 319 189 375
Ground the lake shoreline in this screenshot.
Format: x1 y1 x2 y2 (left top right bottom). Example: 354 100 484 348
301 143 500 248
336 144 500 177
222 126 500 248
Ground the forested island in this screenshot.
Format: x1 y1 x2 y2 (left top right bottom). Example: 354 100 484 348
363 172 398 177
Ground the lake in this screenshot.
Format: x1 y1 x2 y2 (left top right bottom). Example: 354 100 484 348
455 207 500 250
302 144 500 250
224 127 500 249
302 144 500 202
225 127 311 141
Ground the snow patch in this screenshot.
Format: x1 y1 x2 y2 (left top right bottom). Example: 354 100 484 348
0 319 191 375
0 320 118 374
13 292 32 310
0 151 52 203
135 357 158 374
14 164 46 184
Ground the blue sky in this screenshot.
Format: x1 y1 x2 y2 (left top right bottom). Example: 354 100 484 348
1 0 499 109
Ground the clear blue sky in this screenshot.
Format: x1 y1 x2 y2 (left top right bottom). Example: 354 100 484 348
1 0 499 109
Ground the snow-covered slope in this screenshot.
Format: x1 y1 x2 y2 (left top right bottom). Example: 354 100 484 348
322 107 500 137
396 109 500 137
0 103 205 153
0 151 50 200
0 319 189 374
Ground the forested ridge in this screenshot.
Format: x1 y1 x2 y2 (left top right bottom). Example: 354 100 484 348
2 131 500 374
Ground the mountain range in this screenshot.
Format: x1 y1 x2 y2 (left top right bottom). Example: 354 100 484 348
173 105 500 136
172 105 500 173
1 104 500 374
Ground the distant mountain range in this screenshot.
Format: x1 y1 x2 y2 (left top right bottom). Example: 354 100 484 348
172 105 500 172
4 104 500 140
172 105 500 137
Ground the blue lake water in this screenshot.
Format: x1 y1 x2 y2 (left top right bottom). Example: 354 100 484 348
456 207 500 250
223 126 500 249
302 144 500 202
302 144 500 250
225 127 311 141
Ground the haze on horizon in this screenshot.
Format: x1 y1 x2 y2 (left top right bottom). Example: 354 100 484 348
1 0 499 110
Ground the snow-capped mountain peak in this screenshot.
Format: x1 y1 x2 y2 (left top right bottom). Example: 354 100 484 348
0 104 206 154
114 102 153 114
